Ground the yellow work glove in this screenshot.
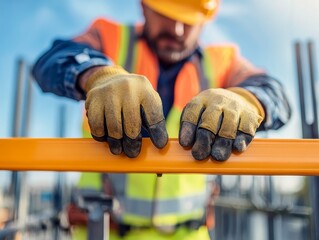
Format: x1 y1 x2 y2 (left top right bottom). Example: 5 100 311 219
84 66 168 158
179 88 265 161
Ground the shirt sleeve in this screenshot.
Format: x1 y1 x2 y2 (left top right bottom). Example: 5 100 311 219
32 39 112 101
237 74 292 131
221 48 291 131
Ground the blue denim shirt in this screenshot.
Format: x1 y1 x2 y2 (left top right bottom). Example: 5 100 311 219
33 40 112 100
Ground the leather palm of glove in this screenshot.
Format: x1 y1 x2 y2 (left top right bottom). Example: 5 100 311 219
179 88 265 161
84 66 168 158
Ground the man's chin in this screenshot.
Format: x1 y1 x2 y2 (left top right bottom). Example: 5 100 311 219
157 50 188 65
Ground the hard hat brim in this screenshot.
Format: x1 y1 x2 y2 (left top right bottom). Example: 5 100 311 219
143 0 217 25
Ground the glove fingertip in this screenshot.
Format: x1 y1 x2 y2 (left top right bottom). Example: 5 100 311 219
211 149 231 162
192 149 210 161
191 128 214 161
233 132 253 152
148 120 168 149
123 134 142 158
107 137 123 155
211 137 233 161
179 122 197 147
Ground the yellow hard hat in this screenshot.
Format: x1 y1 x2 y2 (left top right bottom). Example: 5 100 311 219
142 0 219 25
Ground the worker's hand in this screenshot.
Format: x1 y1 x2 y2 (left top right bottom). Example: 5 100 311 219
179 88 265 161
84 66 168 158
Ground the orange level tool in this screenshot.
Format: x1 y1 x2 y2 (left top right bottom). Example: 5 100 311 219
0 138 318 175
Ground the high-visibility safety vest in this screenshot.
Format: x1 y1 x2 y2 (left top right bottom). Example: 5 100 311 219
75 18 260 239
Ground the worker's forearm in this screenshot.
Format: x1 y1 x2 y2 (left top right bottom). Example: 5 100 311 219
237 74 292 131
32 39 112 101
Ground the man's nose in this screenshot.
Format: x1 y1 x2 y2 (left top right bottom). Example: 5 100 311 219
175 21 184 37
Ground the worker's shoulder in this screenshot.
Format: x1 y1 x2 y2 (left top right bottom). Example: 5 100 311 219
202 43 240 59
88 17 138 33
203 43 239 52
90 17 122 29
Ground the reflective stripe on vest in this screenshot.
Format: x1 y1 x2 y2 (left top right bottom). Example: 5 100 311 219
80 18 236 227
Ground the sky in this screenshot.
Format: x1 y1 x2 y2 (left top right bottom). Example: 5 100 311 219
0 0 319 186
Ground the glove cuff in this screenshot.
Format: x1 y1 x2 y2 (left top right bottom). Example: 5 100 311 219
85 65 129 92
228 87 265 120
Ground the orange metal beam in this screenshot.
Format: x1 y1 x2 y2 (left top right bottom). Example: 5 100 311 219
0 138 318 175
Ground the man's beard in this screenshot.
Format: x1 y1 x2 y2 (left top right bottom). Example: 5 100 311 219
157 47 193 64
143 28 196 65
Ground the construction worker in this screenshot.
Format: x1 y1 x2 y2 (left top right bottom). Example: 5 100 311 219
32 0 291 239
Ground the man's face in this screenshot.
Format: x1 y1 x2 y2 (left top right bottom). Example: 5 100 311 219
142 4 204 65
